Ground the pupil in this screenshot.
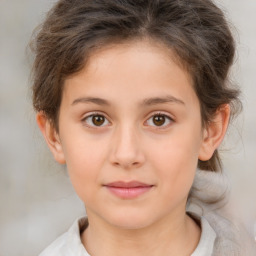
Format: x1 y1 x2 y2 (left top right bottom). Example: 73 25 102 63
153 115 165 126
93 115 104 126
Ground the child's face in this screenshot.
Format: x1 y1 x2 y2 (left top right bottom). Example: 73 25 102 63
46 40 210 229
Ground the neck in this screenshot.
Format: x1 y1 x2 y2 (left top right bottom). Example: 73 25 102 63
81 210 201 256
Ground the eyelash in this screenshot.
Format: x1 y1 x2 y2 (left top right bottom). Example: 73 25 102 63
81 112 174 129
144 112 174 129
81 112 111 128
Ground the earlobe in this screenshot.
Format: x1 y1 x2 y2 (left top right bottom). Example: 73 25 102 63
199 104 230 161
36 112 66 164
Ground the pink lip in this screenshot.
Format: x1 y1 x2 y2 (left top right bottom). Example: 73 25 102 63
104 181 154 199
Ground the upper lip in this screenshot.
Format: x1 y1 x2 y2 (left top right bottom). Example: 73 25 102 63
104 181 153 188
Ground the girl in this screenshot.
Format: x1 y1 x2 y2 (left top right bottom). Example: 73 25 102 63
31 0 256 255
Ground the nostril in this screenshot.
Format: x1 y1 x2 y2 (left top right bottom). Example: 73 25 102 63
113 162 120 166
112 160 141 169
112 161 137 168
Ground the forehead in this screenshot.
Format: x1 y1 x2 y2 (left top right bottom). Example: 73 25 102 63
62 39 198 108
86 39 189 77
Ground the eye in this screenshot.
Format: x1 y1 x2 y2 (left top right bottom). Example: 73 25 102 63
82 113 110 127
145 113 173 128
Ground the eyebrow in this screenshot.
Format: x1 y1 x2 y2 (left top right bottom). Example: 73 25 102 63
141 95 185 106
72 97 110 106
71 95 185 107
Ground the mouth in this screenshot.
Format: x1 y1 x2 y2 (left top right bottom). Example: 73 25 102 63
103 181 154 199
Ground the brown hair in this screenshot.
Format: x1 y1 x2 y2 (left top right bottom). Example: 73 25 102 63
31 0 241 172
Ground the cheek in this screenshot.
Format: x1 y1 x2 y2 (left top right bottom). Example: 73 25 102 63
60 135 108 199
62 130 108 167
149 128 201 171
147 127 202 198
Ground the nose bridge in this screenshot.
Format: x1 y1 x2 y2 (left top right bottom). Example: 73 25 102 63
110 122 144 169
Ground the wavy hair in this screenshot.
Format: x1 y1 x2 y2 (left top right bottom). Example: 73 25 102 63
31 0 241 172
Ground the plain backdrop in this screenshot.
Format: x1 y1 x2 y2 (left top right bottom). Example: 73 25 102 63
0 0 255 255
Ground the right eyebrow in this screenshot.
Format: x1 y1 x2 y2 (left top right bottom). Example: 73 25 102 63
71 97 110 106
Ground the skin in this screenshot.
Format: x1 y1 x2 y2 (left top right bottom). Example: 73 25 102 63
37 39 230 256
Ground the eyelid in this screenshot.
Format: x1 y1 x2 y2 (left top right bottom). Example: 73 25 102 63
144 111 174 128
81 111 111 128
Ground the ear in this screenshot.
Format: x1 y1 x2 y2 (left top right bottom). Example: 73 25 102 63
199 104 230 161
36 112 66 164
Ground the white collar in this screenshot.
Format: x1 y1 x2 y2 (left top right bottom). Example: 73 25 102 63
40 215 216 256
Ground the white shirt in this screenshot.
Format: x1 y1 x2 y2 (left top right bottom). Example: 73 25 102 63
39 215 216 256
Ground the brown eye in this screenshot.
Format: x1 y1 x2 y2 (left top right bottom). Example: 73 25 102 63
92 115 105 126
83 114 110 127
153 115 166 126
145 113 173 128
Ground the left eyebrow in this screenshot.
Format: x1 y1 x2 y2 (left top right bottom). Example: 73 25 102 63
141 95 185 106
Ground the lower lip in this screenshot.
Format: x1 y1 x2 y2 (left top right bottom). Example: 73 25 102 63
105 186 153 199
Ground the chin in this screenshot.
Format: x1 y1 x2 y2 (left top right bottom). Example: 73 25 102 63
103 210 158 230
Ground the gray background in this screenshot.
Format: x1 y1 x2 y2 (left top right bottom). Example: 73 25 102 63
0 0 255 255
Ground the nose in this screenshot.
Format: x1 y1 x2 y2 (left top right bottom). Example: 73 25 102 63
110 125 145 170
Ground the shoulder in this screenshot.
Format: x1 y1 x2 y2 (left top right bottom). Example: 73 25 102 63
187 170 256 256
205 212 256 256
39 232 68 256
39 217 89 256
190 215 216 256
